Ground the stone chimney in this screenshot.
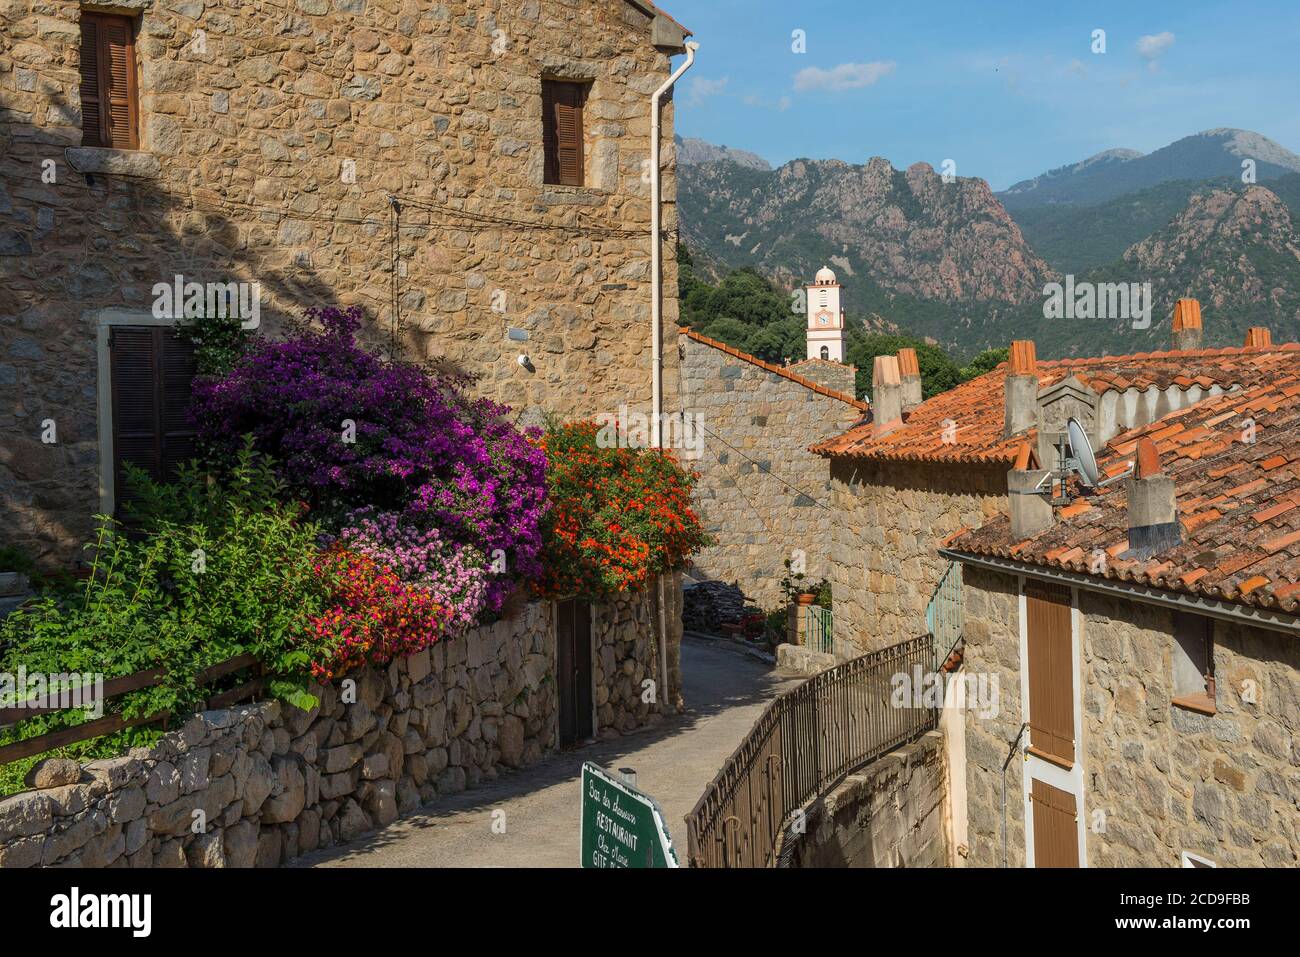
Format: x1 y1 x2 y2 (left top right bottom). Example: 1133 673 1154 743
872 355 903 435
897 347 923 411
1125 437 1180 558
1244 327 1272 348
1171 299 1203 351
1003 339 1039 437
1008 442 1053 539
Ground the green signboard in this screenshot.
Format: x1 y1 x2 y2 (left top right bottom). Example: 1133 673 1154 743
580 762 679 868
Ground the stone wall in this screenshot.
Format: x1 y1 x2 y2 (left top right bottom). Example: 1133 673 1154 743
679 332 863 608
593 571 682 731
0 0 685 565
828 458 1005 653
959 564 1300 868
0 592 677 867
786 357 856 398
784 731 946 868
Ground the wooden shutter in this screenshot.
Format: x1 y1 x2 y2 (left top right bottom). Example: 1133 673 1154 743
1025 581 1074 767
110 327 197 515
542 81 585 186
80 13 138 150
1031 779 1079 868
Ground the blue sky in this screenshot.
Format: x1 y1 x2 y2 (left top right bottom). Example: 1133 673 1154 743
665 0 1300 190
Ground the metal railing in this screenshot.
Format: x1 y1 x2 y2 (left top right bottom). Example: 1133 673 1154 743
926 560 963 673
803 604 834 655
685 634 937 867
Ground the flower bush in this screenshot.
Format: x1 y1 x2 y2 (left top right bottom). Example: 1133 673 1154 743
536 420 711 601
305 547 449 681
333 507 488 635
190 305 547 613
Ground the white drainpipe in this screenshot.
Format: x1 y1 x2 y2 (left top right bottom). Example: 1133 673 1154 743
649 41 696 711
650 40 697 450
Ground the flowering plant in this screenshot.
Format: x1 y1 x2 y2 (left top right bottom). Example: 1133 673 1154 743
305 547 448 681
536 420 711 600
190 305 546 613
333 508 489 635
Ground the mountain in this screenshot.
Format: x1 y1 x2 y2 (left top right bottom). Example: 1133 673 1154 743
678 155 1051 305
999 129 1300 210
674 136 771 171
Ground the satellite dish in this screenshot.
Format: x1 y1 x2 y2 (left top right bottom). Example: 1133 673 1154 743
1067 417 1100 487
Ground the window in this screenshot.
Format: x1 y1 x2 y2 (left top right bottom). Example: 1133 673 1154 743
109 327 197 517
820 346 829 360
1030 778 1079 868
1025 580 1074 767
1172 612 1215 714
542 80 586 186
80 12 139 150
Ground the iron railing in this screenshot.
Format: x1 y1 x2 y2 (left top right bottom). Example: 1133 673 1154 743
686 634 937 867
803 604 834 655
926 560 964 673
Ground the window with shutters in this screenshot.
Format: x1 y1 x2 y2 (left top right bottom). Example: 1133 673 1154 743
1025 580 1075 768
80 12 139 150
1030 778 1079 868
109 327 197 518
1171 612 1216 715
542 80 587 186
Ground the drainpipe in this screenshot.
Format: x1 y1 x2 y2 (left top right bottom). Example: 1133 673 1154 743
649 43 696 711
650 40 698 449
1001 722 1027 867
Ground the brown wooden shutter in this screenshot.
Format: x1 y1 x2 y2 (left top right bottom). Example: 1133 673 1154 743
1031 779 1079 868
110 328 197 515
542 81 585 186
80 13 137 150
1025 581 1074 767
79 16 105 147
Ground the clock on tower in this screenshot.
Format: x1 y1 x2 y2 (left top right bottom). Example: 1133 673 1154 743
805 266 846 363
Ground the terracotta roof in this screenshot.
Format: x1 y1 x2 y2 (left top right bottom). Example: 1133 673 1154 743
681 328 868 410
945 373 1300 614
812 343 1300 464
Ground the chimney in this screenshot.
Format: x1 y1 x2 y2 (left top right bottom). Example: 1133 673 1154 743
1171 299 1203 351
872 355 903 434
897 348 923 410
1008 442 1053 539
1125 437 1180 558
1244 327 1272 348
1003 339 1039 437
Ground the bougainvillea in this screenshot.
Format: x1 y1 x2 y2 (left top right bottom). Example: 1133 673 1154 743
190 305 547 612
305 547 449 680
536 420 711 601
333 508 489 635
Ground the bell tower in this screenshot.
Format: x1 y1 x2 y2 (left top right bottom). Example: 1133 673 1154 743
806 265 846 362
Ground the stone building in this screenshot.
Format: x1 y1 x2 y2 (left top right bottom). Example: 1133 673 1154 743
678 327 865 608
943 368 1300 867
812 314 1300 655
0 0 690 564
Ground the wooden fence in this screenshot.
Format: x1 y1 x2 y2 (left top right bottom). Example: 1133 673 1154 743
685 634 936 867
0 654 265 766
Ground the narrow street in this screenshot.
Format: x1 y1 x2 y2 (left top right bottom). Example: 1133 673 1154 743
296 637 801 868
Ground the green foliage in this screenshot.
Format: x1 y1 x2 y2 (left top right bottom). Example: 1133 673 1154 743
960 347 1009 381
175 311 251 377
845 332 965 401
0 546 34 575
0 447 329 792
777 558 831 608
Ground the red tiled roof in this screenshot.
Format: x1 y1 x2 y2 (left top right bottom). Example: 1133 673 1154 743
681 328 868 410
946 373 1300 614
812 343 1300 464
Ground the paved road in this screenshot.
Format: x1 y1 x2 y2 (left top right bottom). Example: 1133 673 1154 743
297 637 801 868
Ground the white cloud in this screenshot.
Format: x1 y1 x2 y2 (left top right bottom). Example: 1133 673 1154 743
743 93 792 112
1135 31 1175 67
686 76 729 106
793 60 896 93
